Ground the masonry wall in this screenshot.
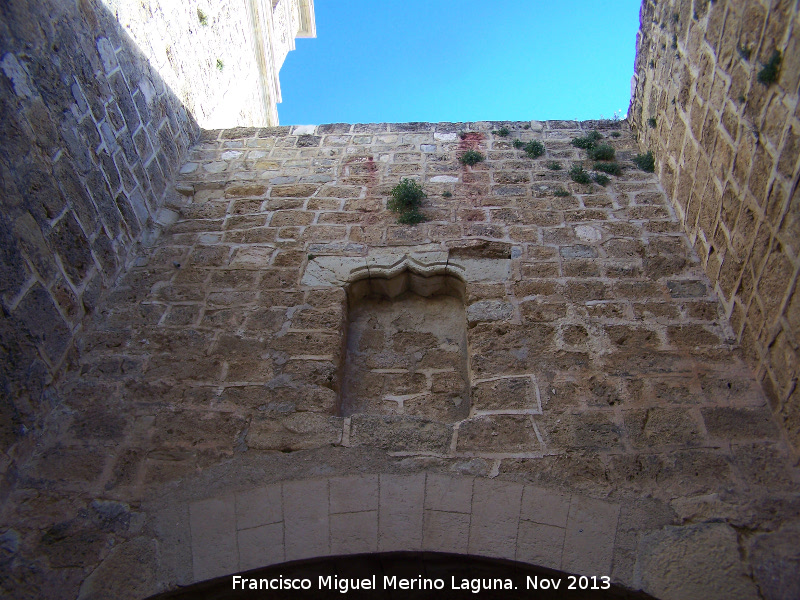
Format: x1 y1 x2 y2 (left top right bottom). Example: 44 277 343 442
4 120 797 599
101 0 271 128
101 0 316 128
0 0 197 457
629 0 800 450
1 1 799 596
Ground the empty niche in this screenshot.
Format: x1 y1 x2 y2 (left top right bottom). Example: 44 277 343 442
341 271 469 422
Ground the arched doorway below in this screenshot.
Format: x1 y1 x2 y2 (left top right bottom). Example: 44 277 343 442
147 552 657 599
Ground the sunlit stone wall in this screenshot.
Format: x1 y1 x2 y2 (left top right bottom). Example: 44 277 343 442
100 0 316 127
630 0 800 450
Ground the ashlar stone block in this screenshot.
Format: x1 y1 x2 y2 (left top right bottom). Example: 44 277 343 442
635 523 759 600
423 510 470 553
330 511 378 554
189 496 238 581
562 496 619 575
468 479 523 558
520 486 571 528
517 521 565 570
472 376 542 413
235 484 282 530
283 480 329 561
424 475 473 513
379 474 425 551
237 523 284 571
329 475 379 514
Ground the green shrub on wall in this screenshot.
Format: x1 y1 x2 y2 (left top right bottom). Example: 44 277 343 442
388 178 427 225
460 149 485 166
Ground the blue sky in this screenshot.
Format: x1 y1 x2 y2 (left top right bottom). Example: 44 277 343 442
278 1 642 125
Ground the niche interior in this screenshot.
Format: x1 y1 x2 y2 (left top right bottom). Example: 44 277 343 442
340 271 470 422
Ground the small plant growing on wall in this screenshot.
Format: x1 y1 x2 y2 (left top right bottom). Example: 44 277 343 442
388 178 426 225
546 161 562 170
757 51 781 85
610 131 622 138
513 139 524 149
554 188 570 197
442 191 452 198
588 144 615 161
593 173 610 186
633 151 655 172
594 162 621 175
524 140 545 158
647 117 657 128
493 126 511 137
569 164 592 184
571 130 602 150
460 149 484 166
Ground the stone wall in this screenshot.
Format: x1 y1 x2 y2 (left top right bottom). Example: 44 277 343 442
101 0 316 128
4 120 798 599
629 0 800 450
0 0 198 458
1 0 799 595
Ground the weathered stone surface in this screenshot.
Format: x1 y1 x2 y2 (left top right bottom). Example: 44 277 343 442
472 376 540 411
469 479 523 558
283 480 329 561
237 523 284 570
749 525 800 600
446 239 512 258
189 497 238 581
76 538 158 600
625 408 704 448
247 414 342 451
466 300 513 325
457 415 540 453
3 31 799 596
422 509 470 553
560 244 598 259
343 290 469 421
152 410 245 452
349 415 451 453
666 280 707 298
538 412 623 450
631 0 800 452
330 474 379 514
330 510 378 554
424 475 473 513
235 485 282 530
562 496 619 575
379 474 425 551
520 486 571 528
14 283 72 363
701 406 780 440
635 523 760 600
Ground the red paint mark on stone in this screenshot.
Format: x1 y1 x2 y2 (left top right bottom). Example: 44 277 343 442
456 133 486 207
458 132 484 151
345 155 378 199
